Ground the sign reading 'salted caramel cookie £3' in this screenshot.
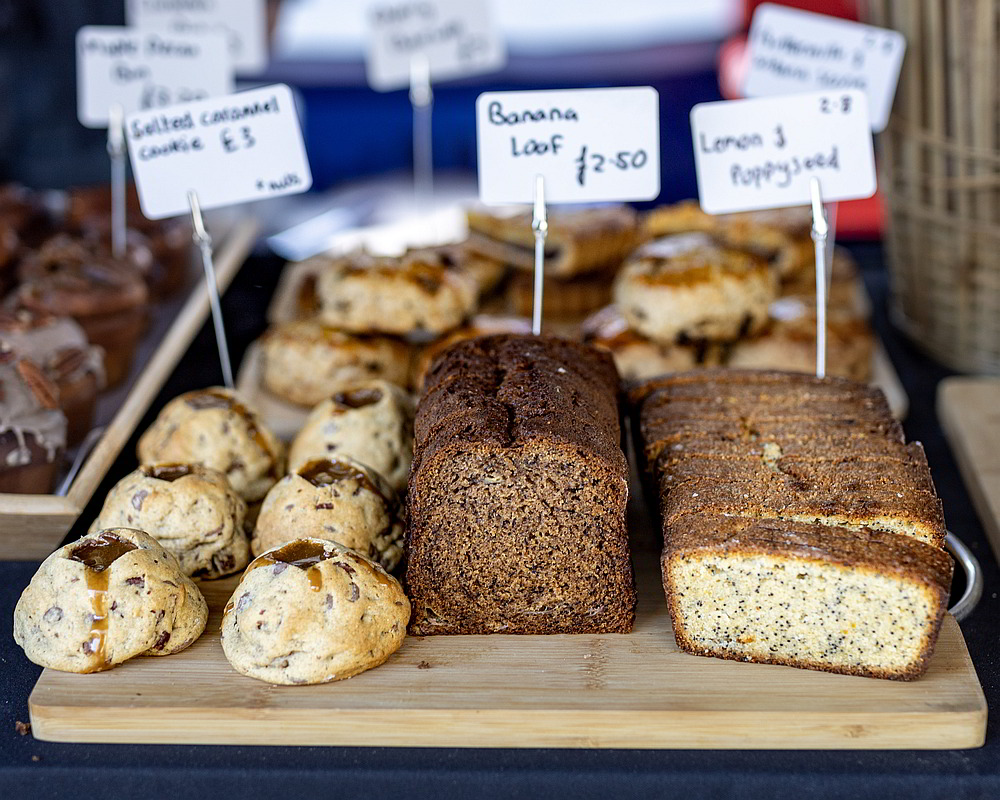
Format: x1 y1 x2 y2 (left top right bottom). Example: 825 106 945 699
125 84 312 219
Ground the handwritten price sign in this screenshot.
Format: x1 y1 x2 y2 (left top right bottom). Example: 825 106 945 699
690 89 875 214
366 0 505 91
125 83 312 219
744 3 905 133
76 26 233 128
476 87 660 205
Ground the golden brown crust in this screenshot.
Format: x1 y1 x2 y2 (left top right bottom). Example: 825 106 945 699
465 206 640 278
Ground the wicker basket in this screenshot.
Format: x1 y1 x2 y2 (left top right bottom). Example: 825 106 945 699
867 0 1000 373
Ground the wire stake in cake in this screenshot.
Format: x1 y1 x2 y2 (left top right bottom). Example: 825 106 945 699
106 103 127 260
187 190 234 389
531 174 548 335
809 177 829 379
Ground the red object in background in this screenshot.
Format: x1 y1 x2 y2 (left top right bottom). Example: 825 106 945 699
717 0 883 240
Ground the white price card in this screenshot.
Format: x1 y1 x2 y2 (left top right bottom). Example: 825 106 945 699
744 3 905 133
366 0 506 91
690 89 876 215
76 26 233 128
476 87 660 205
125 84 312 219
126 0 268 74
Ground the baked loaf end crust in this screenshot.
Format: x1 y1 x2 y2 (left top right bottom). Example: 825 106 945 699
406 334 635 635
663 513 952 680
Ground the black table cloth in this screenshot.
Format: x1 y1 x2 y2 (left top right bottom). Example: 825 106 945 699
2 245 997 799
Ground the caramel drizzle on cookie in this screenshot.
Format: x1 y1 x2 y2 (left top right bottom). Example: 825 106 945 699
67 532 137 672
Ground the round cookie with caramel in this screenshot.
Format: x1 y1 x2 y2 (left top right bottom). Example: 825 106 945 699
317 251 477 337
613 233 778 344
138 387 285 502
14 528 208 673
253 457 403 569
221 538 410 685
90 463 250 579
288 380 414 492
258 319 412 406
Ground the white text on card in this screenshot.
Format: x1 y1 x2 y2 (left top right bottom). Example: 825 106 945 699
744 3 905 133
125 84 312 219
76 26 233 128
690 90 875 215
126 0 268 74
366 0 505 91
476 87 660 205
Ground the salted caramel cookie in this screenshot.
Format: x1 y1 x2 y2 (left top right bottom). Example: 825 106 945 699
317 251 477 336
252 457 404 569
220 538 410 685
14 528 208 673
613 234 778 343
288 380 414 492
90 463 250 579
137 388 285 503
258 319 413 406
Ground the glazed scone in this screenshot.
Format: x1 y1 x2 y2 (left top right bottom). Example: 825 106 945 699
644 201 812 278
287 380 414 492
411 315 532 391
317 251 477 337
14 528 208 673
614 234 778 343
580 305 722 382
663 513 952 680
258 319 412 406
89 463 249 579
220 538 410 685
252 457 404 570
405 243 507 298
727 297 874 382
466 205 640 278
137 387 285 503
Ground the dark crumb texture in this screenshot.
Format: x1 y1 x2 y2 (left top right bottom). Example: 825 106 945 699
406 334 635 635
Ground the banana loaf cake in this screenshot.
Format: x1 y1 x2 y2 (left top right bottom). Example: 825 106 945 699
405 334 635 635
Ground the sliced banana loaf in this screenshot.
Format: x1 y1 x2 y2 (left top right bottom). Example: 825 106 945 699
406 334 635 635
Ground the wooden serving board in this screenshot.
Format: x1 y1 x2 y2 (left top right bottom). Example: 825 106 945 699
28 546 986 749
939 377 1000 565
0 218 259 561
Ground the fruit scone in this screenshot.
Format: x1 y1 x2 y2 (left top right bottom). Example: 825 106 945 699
257 319 413 405
317 250 478 337
613 233 778 344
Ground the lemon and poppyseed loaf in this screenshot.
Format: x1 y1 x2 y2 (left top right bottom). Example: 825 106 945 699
405 334 635 635
663 513 952 680
632 368 951 680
